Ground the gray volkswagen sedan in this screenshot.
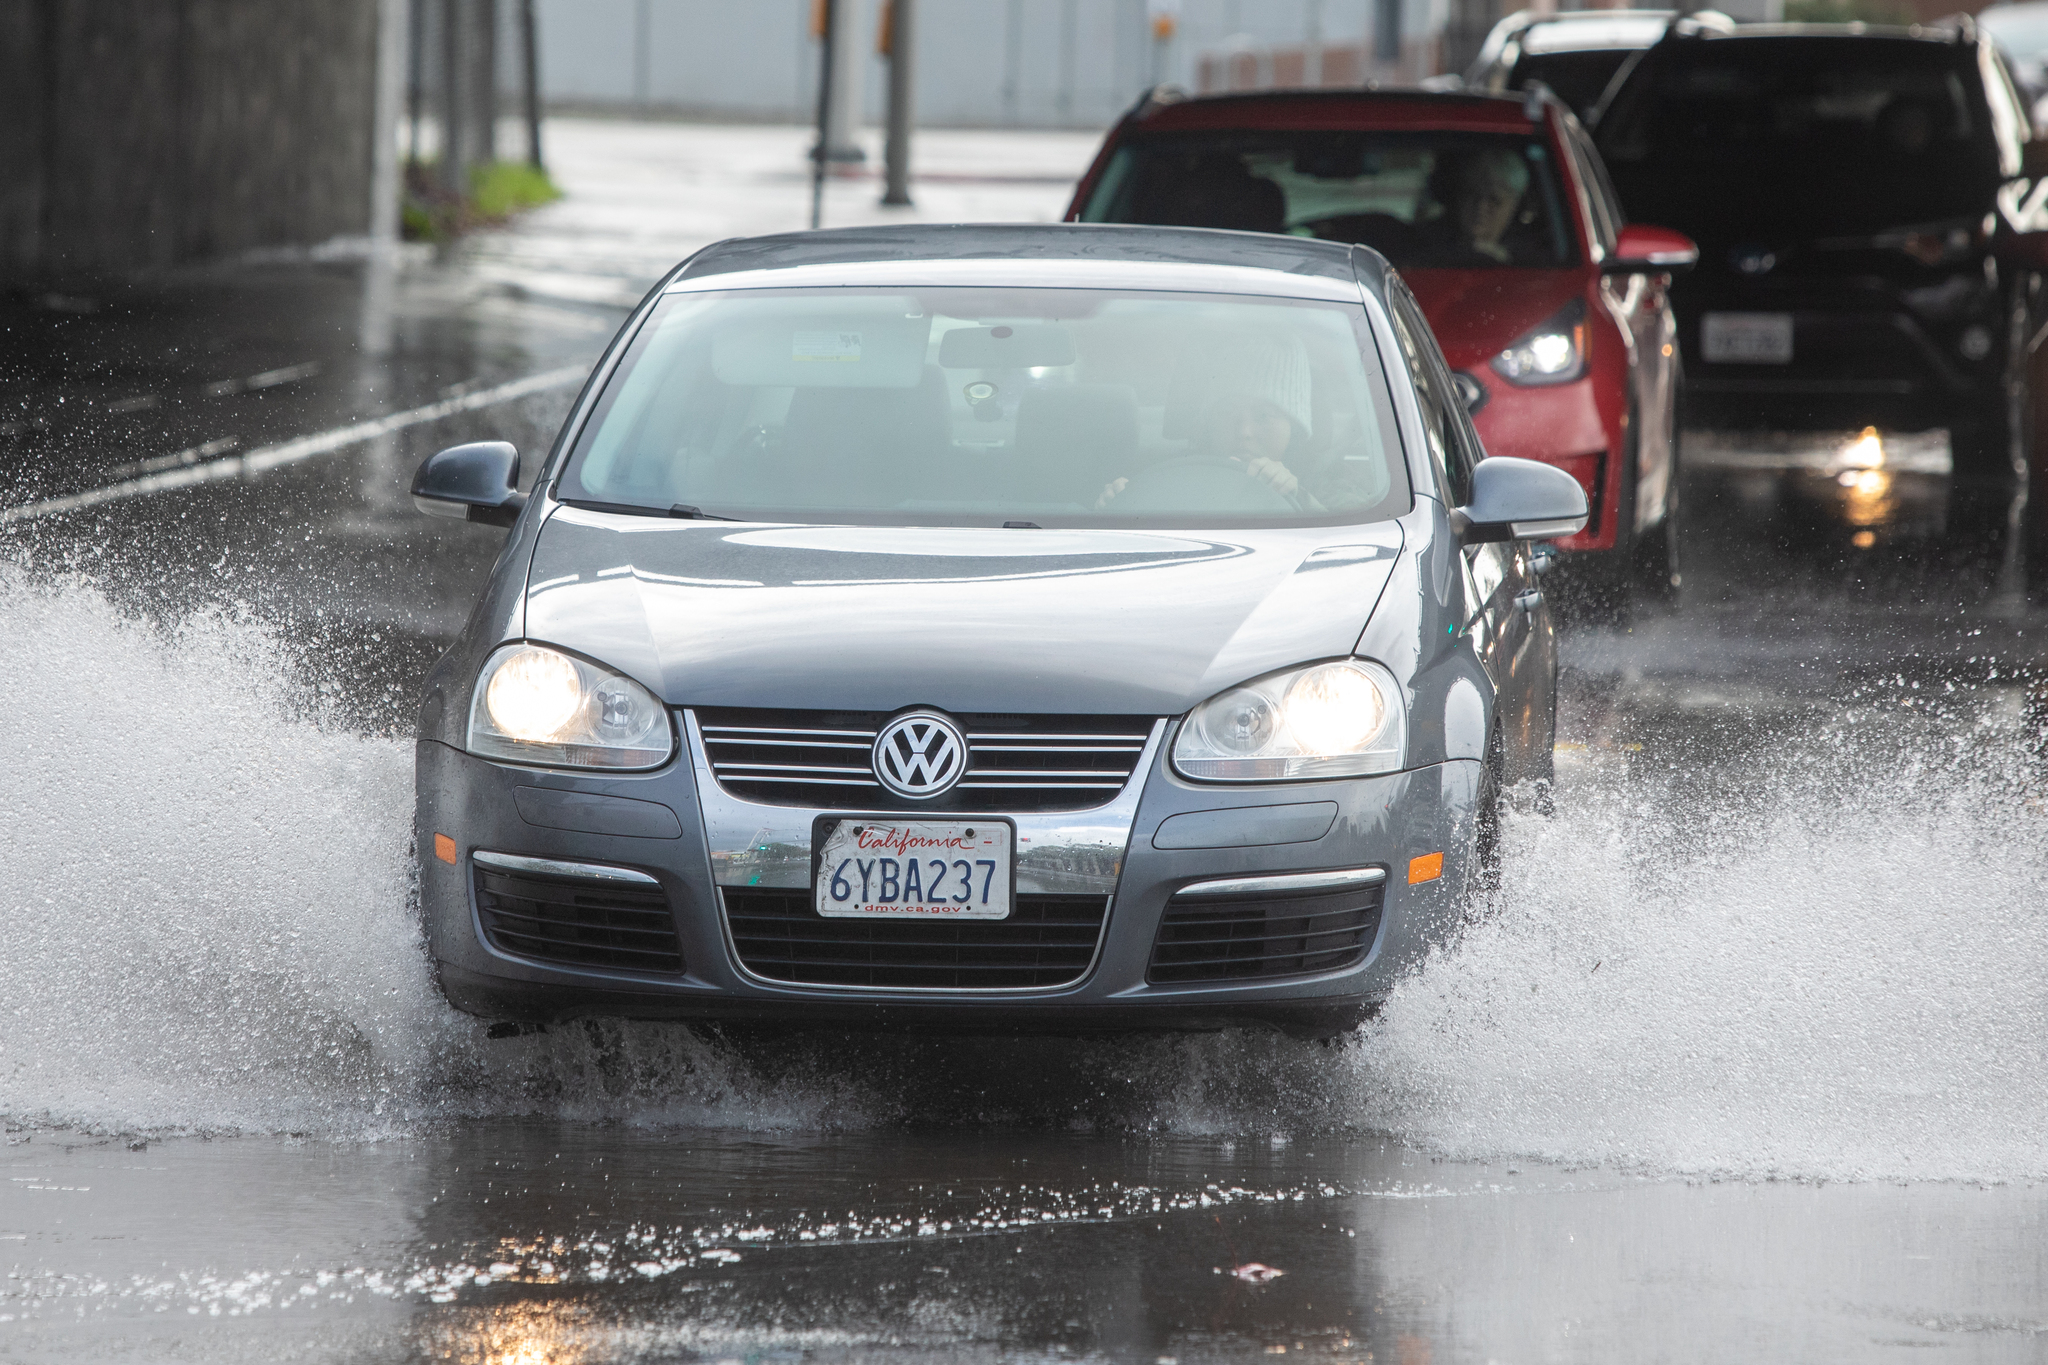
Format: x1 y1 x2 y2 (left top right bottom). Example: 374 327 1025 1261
410 224 1585 1037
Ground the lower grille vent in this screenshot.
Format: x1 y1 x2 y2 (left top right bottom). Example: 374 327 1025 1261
723 887 1108 989
1148 878 1383 985
475 861 684 976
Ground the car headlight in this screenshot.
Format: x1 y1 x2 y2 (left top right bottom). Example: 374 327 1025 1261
1492 299 1586 386
1173 659 1407 781
466 643 674 769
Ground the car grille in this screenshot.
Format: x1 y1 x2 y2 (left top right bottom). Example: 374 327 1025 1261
695 708 1152 812
722 887 1110 989
1147 879 1383 985
474 862 685 976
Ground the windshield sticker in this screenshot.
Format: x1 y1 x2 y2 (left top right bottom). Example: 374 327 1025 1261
793 331 862 362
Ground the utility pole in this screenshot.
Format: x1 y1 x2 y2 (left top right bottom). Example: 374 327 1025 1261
881 0 915 206
521 0 544 169
810 0 838 229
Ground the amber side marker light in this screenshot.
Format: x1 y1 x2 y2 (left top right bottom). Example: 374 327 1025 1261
1408 852 1444 884
433 834 458 865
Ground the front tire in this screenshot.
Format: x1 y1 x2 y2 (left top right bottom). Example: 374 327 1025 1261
1632 379 1683 605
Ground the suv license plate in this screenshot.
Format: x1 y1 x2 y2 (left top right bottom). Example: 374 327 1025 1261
814 820 1012 920
1702 311 1793 364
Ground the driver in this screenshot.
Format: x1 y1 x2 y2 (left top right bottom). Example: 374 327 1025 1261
1415 146 1530 266
1097 336 1361 511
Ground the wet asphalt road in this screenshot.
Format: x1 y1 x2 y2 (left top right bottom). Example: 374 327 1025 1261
5 122 2048 1364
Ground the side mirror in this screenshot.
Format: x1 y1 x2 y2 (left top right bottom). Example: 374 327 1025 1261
1603 223 1699 276
411 441 525 528
1453 456 1589 545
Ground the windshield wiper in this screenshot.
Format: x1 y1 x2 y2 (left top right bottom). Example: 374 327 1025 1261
556 497 735 521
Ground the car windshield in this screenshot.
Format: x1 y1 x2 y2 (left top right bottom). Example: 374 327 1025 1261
1597 39 2001 236
1510 49 1637 116
1519 16 1673 53
558 287 1410 528
1078 131 1578 269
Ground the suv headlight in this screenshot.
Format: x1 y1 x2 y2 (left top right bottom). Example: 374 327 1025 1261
1173 659 1407 781
1492 299 1586 386
467 643 674 769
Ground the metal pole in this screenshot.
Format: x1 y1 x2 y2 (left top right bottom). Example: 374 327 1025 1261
1002 0 1021 124
634 0 651 114
363 0 408 357
407 0 424 163
810 0 836 229
1057 0 1076 124
439 0 463 194
475 0 498 162
882 0 914 206
521 0 543 169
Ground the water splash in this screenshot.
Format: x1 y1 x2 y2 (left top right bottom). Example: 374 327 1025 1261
4 560 2045 1180
0 562 860 1137
1361 735 2048 1181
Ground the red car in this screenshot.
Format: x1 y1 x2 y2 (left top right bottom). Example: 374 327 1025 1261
1067 88 1697 608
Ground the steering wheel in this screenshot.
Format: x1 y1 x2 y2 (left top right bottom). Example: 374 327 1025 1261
1110 456 1302 515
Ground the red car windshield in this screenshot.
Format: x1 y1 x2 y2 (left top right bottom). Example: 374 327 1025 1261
1078 130 1579 270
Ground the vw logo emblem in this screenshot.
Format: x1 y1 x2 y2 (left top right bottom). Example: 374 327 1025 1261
872 711 968 799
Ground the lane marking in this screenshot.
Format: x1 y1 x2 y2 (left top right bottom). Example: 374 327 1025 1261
0 359 326 440
100 435 241 483
1 364 588 525
200 360 323 398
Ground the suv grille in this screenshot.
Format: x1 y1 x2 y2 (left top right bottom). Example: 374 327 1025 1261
1147 879 1383 985
722 887 1109 989
696 709 1152 812
475 862 684 976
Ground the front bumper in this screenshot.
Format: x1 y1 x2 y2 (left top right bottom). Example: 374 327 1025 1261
414 715 1482 1034
1467 374 1617 554
1677 271 2004 431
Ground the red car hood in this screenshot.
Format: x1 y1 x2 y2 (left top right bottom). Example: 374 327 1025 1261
1400 269 1586 369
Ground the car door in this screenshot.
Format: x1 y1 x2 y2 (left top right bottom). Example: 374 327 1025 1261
1561 110 1678 538
1388 283 1544 775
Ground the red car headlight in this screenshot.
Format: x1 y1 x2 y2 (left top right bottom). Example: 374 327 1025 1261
1491 299 1587 386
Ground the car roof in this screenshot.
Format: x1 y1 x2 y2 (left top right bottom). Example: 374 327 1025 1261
1507 8 1736 52
1669 22 1974 44
1112 88 1541 135
669 223 1387 302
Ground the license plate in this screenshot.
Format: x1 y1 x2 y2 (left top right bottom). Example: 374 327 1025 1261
813 820 1013 919
1702 311 1793 364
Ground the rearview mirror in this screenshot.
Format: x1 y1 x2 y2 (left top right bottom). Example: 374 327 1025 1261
412 441 525 528
1603 223 1699 276
1453 456 1589 545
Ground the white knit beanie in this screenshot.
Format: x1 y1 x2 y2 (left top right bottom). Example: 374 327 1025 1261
1226 334 1313 435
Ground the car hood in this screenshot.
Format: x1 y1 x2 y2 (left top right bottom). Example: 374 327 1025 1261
521 509 1404 716
1401 269 1586 369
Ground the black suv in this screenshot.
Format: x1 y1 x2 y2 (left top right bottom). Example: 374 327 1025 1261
1593 22 2048 486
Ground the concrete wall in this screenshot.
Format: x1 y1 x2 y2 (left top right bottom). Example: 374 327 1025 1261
0 0 382 282
532 0 1394 129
